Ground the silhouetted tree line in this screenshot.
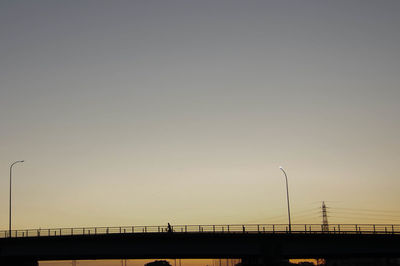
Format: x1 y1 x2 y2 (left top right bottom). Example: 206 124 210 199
144 258 400 266
145 260 172 266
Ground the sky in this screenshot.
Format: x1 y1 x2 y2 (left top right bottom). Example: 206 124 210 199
1 0 400 240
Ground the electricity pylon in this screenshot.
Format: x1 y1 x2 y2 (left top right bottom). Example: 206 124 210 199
322 201 329 232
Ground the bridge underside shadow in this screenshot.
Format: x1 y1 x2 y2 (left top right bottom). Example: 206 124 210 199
1 233 400 266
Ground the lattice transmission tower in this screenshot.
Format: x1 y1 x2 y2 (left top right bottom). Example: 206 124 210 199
318 202 329 266
321 201 329 232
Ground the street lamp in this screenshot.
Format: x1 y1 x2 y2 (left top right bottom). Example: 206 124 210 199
279 166 291 233
9 160 24 237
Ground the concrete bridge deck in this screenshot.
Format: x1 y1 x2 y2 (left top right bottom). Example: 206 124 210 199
1 224 400 266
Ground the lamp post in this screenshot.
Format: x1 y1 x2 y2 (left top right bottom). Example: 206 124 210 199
279 166 291 233
9 160 24 237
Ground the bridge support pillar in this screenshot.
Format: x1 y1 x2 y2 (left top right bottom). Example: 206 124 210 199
0 258 38 266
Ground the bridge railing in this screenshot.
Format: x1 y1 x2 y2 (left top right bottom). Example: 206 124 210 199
1 224 399 238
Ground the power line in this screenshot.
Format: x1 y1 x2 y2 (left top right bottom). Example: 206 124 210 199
263 208 320 220
329 211 400 219
333 212 400 218
333 207 400 214
329 215 400 221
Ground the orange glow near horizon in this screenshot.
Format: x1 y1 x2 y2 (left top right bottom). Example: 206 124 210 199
39 259 318 266
39 259 241 266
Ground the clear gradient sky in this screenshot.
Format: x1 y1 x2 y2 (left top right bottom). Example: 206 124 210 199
1 0 400 234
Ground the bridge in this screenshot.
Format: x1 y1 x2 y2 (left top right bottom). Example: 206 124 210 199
1 224 400 266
